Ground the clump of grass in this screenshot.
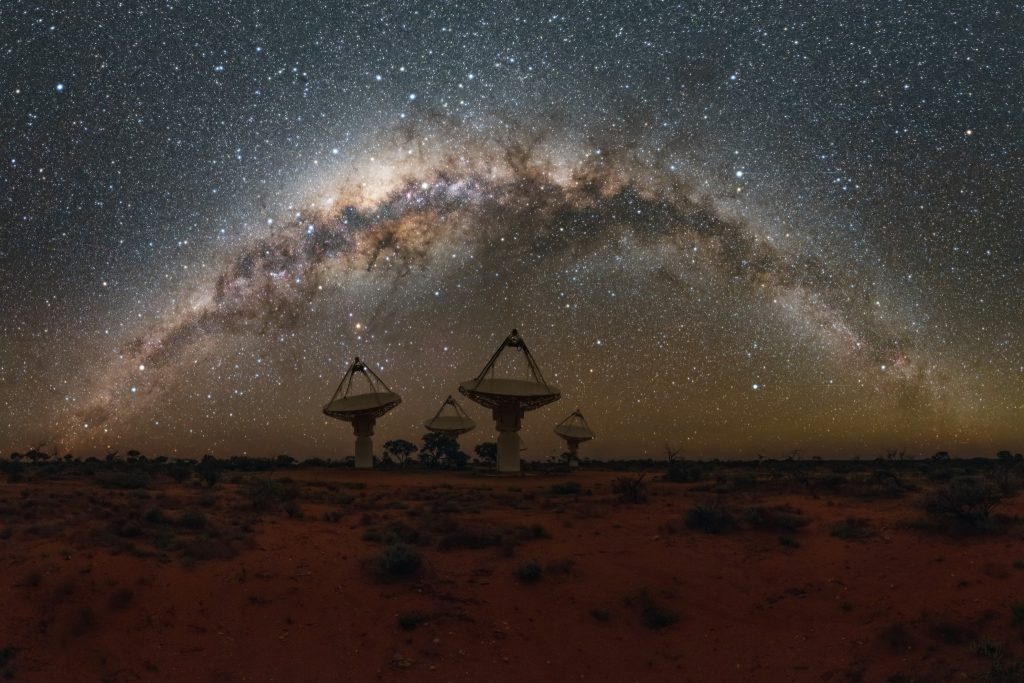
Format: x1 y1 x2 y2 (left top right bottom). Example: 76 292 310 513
741 505 811 531
242 477 300 513
925 616 975 644
664 459 701 483
880 622 914 651
95 471 150 490
1011 603 1024 627
397 612 429 631
179 511 207 530
637 591 679 629
830 517 874 540
779 535 801 548
974 640 1006 659
142 507 166 524
684 501 737 534
515 561 543 584
611 474 648 504
548 481 582 496
0 646 16 679
373 544 422 579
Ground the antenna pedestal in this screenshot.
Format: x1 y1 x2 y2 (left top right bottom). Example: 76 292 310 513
352 414 376 469
565 440 581 468
494 404 524 473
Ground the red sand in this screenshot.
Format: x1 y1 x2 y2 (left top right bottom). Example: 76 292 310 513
1 469 1022 681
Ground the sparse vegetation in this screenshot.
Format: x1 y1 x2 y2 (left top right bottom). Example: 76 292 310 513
924 476 1005 531
611 473 648 503
373 544 422 579
684 500 737 534
634 591 679 629
741 505 811 531
829 517 875 540
548 481 583 496
515 561 543 584
397 611 429 630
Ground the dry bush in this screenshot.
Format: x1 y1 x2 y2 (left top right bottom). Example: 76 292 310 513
924 476 1005 532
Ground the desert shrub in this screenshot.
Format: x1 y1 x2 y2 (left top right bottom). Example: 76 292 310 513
438 526 501 550
664 459 702 483
142 507 166 524
924 476 1005 531
814 473 848 491
924 615 976 644
611 474 648 503
168 465 191 484
975 640 1006 659
96 470 150 489
590 608 611 622
365 521 424 546
638 591 679 629
517 524 551 540
283 501 303 518
685 501 737 534
242 477 299 512
181 536 237 562
1012 604 1024 628
179 511 207 530
741 505 811 531
830 517 874 540
548 481 582 496
980 658 1024 683
0 646 14 678
779 535 801 548
516 561 543 584
373 544 422 578
198 492 217 507
397 612 428 630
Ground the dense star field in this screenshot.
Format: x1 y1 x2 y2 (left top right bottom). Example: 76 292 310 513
1 2 1021 460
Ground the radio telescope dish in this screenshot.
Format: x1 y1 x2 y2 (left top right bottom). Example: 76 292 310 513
554 409 595 468
459 328 560 472
424 395 476 436
323 357 401 469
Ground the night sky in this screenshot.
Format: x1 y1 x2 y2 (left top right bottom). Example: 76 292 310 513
2 2 1022 460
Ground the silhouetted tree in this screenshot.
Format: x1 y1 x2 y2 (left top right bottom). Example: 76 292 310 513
25 449 48 462
275 454 297 467
474 442 497 465
383 439 418 466
932 451 951 461
196 454 219 487
420 433 467 469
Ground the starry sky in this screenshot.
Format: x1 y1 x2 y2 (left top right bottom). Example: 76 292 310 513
2 1 1022 460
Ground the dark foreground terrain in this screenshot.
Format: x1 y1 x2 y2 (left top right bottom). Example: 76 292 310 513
2 455 1024 681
